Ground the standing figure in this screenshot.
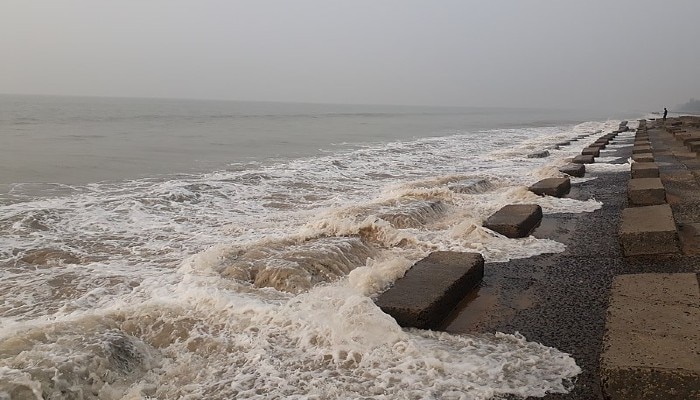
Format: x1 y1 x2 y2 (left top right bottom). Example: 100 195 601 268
663 107 668 121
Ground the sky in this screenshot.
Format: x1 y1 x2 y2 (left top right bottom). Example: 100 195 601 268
1 0 699 112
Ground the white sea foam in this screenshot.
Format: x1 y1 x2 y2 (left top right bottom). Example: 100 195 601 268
1 116 632 398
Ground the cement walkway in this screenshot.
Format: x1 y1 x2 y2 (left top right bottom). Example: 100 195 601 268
442 119 700 399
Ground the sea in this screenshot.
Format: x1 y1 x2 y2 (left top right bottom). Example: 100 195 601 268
0 94 637 399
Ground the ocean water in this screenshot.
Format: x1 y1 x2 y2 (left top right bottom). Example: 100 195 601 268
0 95 629 399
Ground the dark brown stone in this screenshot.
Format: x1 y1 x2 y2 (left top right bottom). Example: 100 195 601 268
529 177 571 197
559 163 585 177
573 155 595 164
582 147 601 157
631 162 659 179
526 150 550 158
375 251 484 329
483 204 542 238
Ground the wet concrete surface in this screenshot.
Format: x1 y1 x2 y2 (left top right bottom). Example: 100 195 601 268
441 127 700 399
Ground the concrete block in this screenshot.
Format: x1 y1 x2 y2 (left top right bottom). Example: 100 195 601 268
687 141 700 153
681 135 700 145
582 147 600 157
526 150 550 158
633 145 652 154
632 153 654 162
601 273 700 399
559 163 585 177
589 142 606 150
573 154 595 164
556 141 571 146
631 162 659 179
619 204 679 255
376 251 484 329
483 204 542 238
628 178 666 206
528 177 571 197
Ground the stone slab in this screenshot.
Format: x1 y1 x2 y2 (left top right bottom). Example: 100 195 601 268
628 178 666 206
681 135 700 145
631 162 659 179
376 251 485 329
687 140 700 153
556 141 571 146
632 153 654 162
559 163 585 177
633 145 653 154
581 147 601 157
619 204 679 255
483 204 542 238
526 150 550 158
528 177 571 197
600 273 700 400
573 154 595 164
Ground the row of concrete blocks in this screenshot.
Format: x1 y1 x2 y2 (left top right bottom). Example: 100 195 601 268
619 122 680 256
375 131 607 329
665 119 700 152
571 131 620 165
602 120 699 399
376 200 550 329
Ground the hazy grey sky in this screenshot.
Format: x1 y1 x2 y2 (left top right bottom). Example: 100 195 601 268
2 0 698 112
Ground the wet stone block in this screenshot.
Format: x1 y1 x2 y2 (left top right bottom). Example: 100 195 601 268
483 204 542 238
601 274 700 400
573 154 595 164
581 147 600 157
630 162 659 179
375 251 484 330
619 204 679 255
559 163 585 177
628 178 666 206
687 141 700 153
529 177 571 197
526 150 550 158
632 145 652 154
632 153 654 163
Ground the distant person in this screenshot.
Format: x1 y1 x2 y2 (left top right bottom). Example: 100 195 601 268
663 107 668 121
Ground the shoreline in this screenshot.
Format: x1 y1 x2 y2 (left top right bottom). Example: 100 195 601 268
436 118 700 399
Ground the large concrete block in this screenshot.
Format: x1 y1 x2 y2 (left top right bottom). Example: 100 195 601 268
581 147 601 157
628 178 665 206
681 135 700 145
686 140 700 153
633 145 652 154
556 141 571 146
619 204 679 255
375 251 484 329
483 204 542 238
529 177 571 197
632 153 654 163
559 163 585 177
601 273 700 399
631 162 659 179
526 150 550 158
573 154 595 164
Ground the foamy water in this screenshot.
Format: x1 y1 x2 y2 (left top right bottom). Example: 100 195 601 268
0 98 633 399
